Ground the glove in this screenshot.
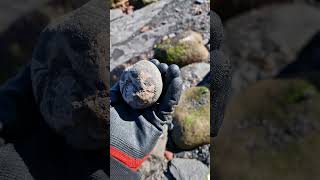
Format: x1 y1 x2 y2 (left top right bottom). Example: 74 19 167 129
0 65 108 180
110 59 183 178
31 0 109 150
210 10 232 137
0 64 41 141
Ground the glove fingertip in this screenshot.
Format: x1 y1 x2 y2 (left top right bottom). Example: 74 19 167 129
159 63 169 74
161 77 183 111
167 64 180 79
110 82 122 104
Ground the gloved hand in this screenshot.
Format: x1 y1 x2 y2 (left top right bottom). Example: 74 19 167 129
0 65 41 141
110 59 183 179
210 10 232 137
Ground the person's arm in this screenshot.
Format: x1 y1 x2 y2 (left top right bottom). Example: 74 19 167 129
110 60 182 179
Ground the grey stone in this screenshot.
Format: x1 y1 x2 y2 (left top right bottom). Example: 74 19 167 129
223 4 320 94
110 0 210 70
180 62 210 90
119 60 163 109
169 158 209 180
110 9 123 21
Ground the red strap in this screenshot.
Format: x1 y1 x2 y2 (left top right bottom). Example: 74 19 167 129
110 146 150 171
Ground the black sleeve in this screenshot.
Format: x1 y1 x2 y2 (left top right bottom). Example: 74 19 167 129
110 157 141 180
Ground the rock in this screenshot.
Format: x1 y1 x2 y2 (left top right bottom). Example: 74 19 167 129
31 0 109 150
168 158 209 180
212 0 290 20
172 86 210 150
278 32 320 89
142 0 159 5
180 62 210 90
110 58 140 86
214 79 320 180
139 125 169 180
110 0 210 70
223 4 320 94
174 144 210 166
154 30 209 66
119 60 163 109
195 0 206 4
110 8 124 21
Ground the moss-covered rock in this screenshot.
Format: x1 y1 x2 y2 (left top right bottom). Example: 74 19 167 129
154 31 209 66
213 79 320 180
172 86 210 150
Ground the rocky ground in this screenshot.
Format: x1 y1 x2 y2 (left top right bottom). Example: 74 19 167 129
0 0 89 83
213 0 320 180
110 0 211 179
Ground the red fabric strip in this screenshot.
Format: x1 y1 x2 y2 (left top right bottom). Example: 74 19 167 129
110 146 150 171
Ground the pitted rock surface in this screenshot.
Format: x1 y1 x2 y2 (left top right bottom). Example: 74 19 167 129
119 60 163 109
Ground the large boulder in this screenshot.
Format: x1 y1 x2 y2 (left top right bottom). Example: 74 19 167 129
110 0 210 70
172 86 210 150
154 31 209 66
214 79 320 180
223 4 320 94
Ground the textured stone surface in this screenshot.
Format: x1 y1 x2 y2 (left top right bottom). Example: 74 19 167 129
172 86 210 150
214 79 320 180
119 60 162 109
223 4 320 94
180 62 210 90
168 158 209 180
110 0 210 70
139 125 168 180
154 30 209 66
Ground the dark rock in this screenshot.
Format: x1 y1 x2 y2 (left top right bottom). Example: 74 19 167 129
174 144 210 166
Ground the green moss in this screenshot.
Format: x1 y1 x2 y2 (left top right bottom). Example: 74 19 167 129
185 86 209 102
280 81 316 105
154 39 189 65
182 104 209 126
166 43 188 64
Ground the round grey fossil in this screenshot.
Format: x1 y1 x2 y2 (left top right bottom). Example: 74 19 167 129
119 60 163 109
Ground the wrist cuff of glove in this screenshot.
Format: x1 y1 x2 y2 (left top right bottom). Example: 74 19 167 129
110 145 151 171
110 156 141 180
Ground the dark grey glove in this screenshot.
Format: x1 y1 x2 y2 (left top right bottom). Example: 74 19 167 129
210 10 232 137
0 65 41 141
31 0 109 150
110 59 183 177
